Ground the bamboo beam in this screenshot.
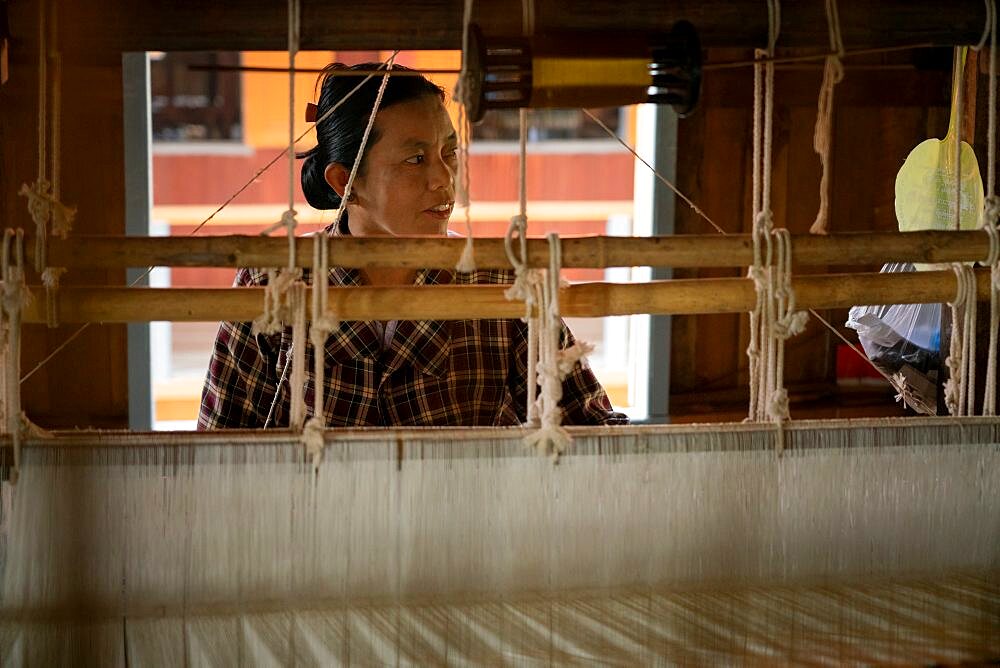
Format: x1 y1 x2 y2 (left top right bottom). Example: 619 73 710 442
22 269 993 323
45 231 996 270
52 1 987 53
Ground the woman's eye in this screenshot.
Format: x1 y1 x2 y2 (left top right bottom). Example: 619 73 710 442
405 154 424 165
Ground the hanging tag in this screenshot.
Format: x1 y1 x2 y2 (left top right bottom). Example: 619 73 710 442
305 102 318 123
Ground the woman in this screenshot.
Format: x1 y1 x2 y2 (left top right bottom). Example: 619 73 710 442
198 63 627 429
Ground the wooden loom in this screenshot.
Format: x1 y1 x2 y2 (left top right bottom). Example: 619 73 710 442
1 0 999 663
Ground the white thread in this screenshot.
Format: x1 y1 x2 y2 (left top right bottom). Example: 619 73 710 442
288 282 308 430
284 0 300 269
48 3 70 240
522 233 572 460
299 58 393 464
256 0 301 353
748 0 801 446
945 264 978 416
503 108 544 429
810 0 845 235
32 0 47 271
454 0 477 273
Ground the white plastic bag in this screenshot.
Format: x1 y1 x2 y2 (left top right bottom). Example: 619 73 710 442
845 262 941 414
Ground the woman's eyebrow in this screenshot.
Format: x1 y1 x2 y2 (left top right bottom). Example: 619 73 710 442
401 131 458 149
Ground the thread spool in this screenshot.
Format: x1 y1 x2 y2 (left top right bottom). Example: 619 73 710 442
463 21 701 122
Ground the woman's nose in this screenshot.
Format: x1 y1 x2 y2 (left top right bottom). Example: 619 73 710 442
429 153 454 191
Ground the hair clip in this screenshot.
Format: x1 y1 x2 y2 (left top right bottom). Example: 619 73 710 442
305 102 318 123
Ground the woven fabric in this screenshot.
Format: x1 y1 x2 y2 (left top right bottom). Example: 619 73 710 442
199 264 627 429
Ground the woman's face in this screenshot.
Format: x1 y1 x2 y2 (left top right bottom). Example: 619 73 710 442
331 95 458 237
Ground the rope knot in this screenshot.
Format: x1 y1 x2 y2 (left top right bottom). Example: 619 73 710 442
252 268 302 335
753 210 774 234
522 422 571 461
774 310 808 339
891 371 916 410
41 266 65 289
19 180 52 227
301 417 326 470
556 341 595 378
310 314 339 349
766 388 790 423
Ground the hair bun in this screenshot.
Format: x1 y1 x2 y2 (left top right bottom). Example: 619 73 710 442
300 150 341 210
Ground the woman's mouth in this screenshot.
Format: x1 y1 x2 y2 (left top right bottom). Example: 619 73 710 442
424 202 454 220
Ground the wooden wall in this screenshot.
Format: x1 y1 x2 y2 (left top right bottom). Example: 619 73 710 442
1 0 128 428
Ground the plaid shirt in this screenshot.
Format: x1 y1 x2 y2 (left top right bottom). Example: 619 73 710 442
198 265 628 429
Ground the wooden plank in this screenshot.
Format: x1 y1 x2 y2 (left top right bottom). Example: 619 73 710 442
36 230 1000 270
44 0 989 54
22 269 995 323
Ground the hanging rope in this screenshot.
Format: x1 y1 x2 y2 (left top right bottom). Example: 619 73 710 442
254 0 305 340
809 0 845 235
977 0 999 415
522 233 575 460
19 0 75 275
303 57 395 468
745 0 804 447
454 0 477 272
748 0 781 424
944 263 978 416
505 109 541 427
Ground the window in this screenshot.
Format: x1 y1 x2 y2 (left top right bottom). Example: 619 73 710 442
150 52 243 142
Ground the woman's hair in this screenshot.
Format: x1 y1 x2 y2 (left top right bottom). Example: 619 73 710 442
299 63 446 232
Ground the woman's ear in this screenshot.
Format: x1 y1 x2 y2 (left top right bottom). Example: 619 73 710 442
324 163 351 199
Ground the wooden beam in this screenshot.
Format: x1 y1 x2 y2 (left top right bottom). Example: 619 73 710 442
43 231 997 270
48 1 988 54
22 268 995 323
